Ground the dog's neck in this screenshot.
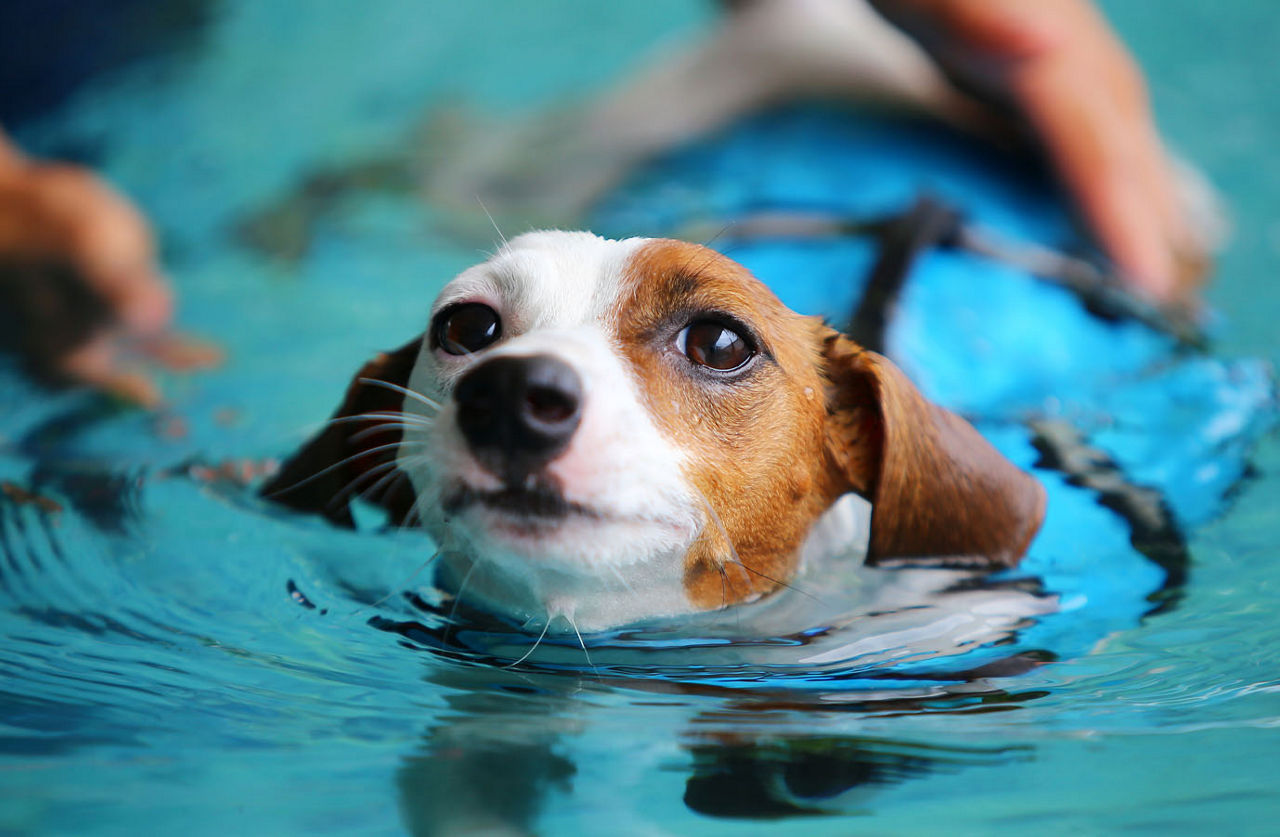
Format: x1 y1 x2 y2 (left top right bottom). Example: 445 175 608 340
430 492 871 633
433 540 695 633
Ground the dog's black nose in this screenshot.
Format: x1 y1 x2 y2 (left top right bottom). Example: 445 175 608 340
453 354 583 479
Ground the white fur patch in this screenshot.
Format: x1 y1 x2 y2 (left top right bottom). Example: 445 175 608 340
398 232 708 630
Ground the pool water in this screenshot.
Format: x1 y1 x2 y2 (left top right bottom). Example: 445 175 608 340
3 2 1280 834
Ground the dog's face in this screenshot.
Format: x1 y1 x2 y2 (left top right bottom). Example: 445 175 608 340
265 232 1045 631
402 232 846 627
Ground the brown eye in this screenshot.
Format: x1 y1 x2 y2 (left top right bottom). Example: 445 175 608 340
679 320 755 372
432 303 501 355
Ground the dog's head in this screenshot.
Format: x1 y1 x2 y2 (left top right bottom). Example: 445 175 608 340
265 231 1044 630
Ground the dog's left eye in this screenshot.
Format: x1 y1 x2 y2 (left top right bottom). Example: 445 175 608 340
678 320 755 372
432 303 502 355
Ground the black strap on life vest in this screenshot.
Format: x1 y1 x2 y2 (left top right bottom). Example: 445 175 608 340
846 195 961 353
676 196 1206 348
1027 418 1189 616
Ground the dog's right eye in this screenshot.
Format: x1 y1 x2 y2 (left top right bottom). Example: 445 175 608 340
678 319 755 372
432 303 502 355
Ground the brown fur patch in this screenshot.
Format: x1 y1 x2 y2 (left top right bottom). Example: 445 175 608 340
616 240 844 609
615 241 1044 610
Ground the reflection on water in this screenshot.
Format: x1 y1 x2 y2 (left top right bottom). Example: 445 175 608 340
679 734 1027 819
396 677 578 837
390 658 1038 834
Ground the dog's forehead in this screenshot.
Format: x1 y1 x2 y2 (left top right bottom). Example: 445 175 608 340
622 238 776 316
618 238 822 362
435 231 649 329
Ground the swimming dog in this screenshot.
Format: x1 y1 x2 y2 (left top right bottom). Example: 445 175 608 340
262 231 1045 631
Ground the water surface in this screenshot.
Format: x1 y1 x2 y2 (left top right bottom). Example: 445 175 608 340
2 2 1278 834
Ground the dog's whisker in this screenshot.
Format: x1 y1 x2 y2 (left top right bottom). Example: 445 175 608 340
711 558 730 611
605 563 636 596
381 452 441 514
349 435 428 450
356 377 442 412
342 472 441 619
502 616 550 669
322 410 435 430
263 440 409 499
382 448 443 534
699 220 736 251
447 347 488 369
395 462 437 534
359 546 442 613
475 195 509 250
691 486 743 567
345 427 409 445
691 489 745 609
564 612 599 677
725 558 825 605
347 422 433 445
361 470 436 619
443 559 480 642
328 444 432 514
677 242 730 285
349 447 434 514
357 460 414 508
691 486 822 605
325 458 405 512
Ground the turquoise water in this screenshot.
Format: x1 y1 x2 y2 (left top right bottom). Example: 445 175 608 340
3 2 1279 834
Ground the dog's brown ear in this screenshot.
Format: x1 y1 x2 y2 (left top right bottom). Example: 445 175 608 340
260 338 424 527
822 331 1045 568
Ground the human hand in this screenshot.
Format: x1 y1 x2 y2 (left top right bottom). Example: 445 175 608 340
0 135 219 405
873 0 1202 303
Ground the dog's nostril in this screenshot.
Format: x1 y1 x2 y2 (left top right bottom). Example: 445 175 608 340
525 384 577 424
453 354 583 476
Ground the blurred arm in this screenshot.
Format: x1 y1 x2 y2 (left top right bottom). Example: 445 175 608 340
873 0 1203 301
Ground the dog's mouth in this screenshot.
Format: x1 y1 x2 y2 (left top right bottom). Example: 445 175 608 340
437 475 697 560
441 482 600 522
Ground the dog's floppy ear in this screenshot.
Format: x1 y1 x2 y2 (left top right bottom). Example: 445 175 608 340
821 331 1045 568
261 338 423 527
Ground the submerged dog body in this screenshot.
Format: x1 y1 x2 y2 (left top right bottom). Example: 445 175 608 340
265 231 1045 631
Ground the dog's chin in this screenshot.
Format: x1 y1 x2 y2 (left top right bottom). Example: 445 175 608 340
438 480 695 573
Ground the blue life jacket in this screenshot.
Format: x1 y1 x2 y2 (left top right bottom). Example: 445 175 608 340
579 105 1275 676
